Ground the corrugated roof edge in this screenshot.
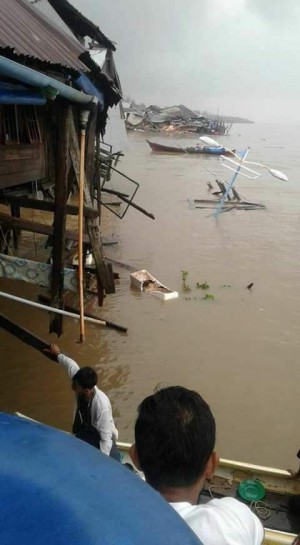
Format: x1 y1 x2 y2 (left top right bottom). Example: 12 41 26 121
0 0 88 72
48 0 117 51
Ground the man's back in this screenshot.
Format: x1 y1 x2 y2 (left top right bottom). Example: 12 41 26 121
171 497 263 545
56 351 118 454
132 386 264 545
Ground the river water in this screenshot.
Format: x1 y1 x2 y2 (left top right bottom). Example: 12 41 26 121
1 122 299 470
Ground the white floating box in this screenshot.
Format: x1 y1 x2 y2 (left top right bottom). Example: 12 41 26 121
130 269 178 301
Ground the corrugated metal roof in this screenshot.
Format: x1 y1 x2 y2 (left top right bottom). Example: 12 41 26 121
48 0 116 52
28 0 77 40
0 0 87 72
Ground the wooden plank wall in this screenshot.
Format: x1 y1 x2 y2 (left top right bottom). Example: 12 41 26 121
0 144 45 189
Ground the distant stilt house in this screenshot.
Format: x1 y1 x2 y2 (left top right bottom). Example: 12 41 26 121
0 0 123 336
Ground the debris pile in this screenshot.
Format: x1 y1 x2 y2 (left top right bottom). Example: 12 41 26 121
123 102 230 135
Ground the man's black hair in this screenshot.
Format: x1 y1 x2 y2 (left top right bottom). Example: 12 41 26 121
134 386 216 490
73 367 98 389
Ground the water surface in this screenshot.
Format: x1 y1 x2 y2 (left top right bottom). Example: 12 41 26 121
1 122 299 470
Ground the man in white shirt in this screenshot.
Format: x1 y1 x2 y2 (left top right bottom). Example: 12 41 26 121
130 386 263 545
46 343 119 459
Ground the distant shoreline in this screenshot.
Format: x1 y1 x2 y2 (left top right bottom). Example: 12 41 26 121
221 118 254 124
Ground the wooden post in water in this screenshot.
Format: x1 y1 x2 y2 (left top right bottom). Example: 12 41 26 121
50 104 71 336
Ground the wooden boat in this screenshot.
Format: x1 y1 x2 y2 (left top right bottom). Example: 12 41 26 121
15 412 300 545
147 139 235 156
118 441 300 545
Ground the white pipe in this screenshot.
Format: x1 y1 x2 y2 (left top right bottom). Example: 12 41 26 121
0 291 107 326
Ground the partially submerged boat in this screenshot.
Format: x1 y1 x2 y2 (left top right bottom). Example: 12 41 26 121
147 139 235 155
14 412 300 544
130 269 178 300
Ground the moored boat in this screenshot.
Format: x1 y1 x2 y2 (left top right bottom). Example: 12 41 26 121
118 441 300 545
147 139 235 155
15 412 300 545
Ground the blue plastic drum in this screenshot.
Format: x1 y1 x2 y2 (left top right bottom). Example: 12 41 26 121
0 413 201 545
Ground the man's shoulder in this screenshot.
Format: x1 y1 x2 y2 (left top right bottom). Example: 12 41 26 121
93 387 112 409
172 497 263 545
204 496 254 515
173 496 251 516
194 496 259 521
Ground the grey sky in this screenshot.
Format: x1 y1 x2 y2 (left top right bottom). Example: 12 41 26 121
73 0 300 122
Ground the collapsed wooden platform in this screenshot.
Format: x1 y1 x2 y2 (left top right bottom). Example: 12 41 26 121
189 180 266 212
191 199 266 211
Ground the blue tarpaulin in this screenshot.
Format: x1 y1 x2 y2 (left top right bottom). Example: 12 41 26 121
75 73 104 110
0 89 46 105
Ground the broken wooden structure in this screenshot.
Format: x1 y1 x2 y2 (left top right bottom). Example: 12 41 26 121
0 0 125 336
188 180 266 212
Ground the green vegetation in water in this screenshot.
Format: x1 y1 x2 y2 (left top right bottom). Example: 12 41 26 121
196 281 210 290
181 270 188 281
181 270 191 292
203 293 215 300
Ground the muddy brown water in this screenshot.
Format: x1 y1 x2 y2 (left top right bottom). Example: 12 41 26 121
0 122 300 470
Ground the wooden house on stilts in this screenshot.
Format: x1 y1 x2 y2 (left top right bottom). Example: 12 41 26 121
0 0 123 337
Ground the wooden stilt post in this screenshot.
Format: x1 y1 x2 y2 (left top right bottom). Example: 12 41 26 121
95 133 102 221
10 203 20 249
50 104 71 336
78 110 89 343
68 111 115 304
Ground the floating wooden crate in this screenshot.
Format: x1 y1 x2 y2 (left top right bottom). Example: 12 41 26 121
130 269 178 301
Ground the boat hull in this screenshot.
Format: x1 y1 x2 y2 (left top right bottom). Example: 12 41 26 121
118 441 300 545
14 412 299 545
147 139 235 155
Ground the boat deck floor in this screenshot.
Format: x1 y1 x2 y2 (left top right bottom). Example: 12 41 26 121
200 482 300 535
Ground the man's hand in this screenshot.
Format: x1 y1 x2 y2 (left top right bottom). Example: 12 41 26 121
44 343 61 358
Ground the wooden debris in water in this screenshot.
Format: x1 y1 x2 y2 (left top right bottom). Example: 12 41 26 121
190 180 266 212
130 269 178 301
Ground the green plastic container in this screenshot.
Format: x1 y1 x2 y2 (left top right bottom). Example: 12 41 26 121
238 480 266 501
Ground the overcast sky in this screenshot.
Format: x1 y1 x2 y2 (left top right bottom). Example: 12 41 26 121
73 0 300 122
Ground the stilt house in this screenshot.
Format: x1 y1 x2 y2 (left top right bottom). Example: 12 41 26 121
0 0 123 335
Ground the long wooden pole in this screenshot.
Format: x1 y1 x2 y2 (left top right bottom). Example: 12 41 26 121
51 104 70 335
78 126 86 342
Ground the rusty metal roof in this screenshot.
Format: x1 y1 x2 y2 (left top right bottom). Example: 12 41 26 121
0 0 88 72
48 0 116 51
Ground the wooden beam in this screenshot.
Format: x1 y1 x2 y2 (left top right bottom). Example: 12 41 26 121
50 104 71 335
0 313 56 361
10 202 20 249
85 105 97 197
0 196 98 219
0 211 90 243
69 111 115 300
